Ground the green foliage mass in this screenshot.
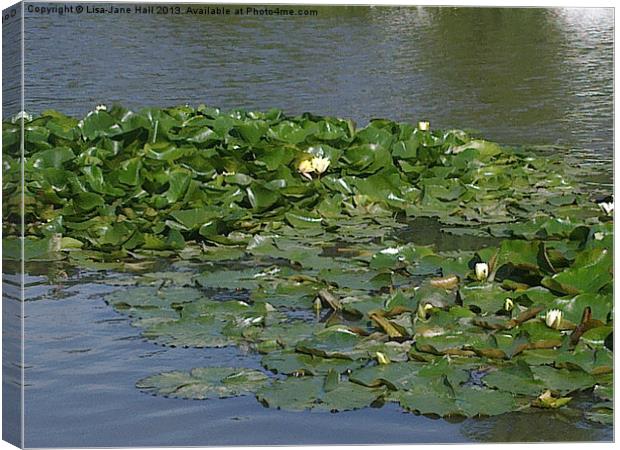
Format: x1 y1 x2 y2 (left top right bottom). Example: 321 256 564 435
2 104 602 256
3 106 612 422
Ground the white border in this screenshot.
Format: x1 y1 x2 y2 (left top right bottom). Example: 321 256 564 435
0 2 616 450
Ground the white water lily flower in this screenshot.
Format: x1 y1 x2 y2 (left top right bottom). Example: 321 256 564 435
545 309 563 329
380 247 400 255
298 159 314 179
240 316 264 327
95 104 107 111
475 262 489 281
598 202 614 216
387 193 405 202
253 267 280 278
418 121 430 131
504 298 514 312
311 156 330 174
334 328 359 336
13 111 32 123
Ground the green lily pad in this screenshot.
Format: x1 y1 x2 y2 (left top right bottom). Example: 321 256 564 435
261 350 365 376
482 361 545 396
395 379 516 418
459 284 512 315
136 367 269 399
106 286 202 310
256 375 385 412
530 366 596 395
542 248 612 295
194 268 265 290
296 326 367 360
349 361 424 390
142 316 234 348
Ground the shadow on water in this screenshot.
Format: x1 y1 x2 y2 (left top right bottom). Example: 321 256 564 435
395 217 502 252
462 403 613 442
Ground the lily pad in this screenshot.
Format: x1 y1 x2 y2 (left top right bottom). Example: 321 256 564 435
395 380 516 418
530 366 596 395
142 316 235 348
137 367 269 399
296 326 367 360
256 375 385 412
349 361 424 390
106 286 202 310
482 362 545 396
261 350 365 376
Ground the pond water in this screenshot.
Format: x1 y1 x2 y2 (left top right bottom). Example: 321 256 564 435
4 4 614 447
13 6 614 173
9 258 614 447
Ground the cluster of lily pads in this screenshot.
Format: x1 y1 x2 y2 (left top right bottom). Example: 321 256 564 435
105 220 612 420
2 103 605 256
2 105 612 424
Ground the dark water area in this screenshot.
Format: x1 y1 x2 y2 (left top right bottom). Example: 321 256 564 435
3 3 615 447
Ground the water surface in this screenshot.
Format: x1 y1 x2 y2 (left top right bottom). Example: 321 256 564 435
17 6 614 168
12 261 613 447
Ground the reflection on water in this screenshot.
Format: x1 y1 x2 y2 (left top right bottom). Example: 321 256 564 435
396 217 503 252
8 4 615 446
462 402 611 442
19 6 613 172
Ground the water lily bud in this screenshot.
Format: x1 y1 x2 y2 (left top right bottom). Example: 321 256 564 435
534 389 572 409
598 202 614 216
474 262 489 281
417 303 434 320
313 297 322 312
504 298 514 312
311 156 330 174
376 352 390 365
418 121 430 131
48 233 62 253
545 309 563 329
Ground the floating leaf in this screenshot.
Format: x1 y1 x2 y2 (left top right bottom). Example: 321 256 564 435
256 375 385 412
261 350 364 376
137 367 268 399
296 326 367 360
482 362 545 396
531 366 596 395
